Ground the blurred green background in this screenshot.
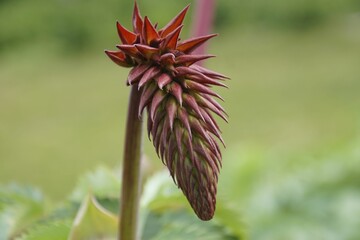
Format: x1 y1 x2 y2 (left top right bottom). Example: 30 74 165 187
1 0 360 238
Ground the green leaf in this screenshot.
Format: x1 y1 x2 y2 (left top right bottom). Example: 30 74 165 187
70 166 120 201
68 194 118 240
140 171 245 240
141 171 184 210
142 210 239 240
0 184 49 239
15 221 71 240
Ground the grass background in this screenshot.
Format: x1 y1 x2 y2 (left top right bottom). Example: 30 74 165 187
1 0 360 238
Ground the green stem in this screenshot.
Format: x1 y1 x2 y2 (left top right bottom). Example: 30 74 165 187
119 85 143 240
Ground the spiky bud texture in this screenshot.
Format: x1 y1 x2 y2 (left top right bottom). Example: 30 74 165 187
105 2 228 221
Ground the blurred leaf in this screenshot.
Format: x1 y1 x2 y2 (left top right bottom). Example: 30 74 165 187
15 221 71 240
213 202 247 239
68 194 118 240
0 185 48 239
142 210 239 240
141 171 245 240
70 166 120 201
141 171 184 211
221 141 360 240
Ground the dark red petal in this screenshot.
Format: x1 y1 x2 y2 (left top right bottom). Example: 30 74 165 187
169 82 183 106
186 74 227 88
184 80 223 101
143 16 160 45
183 94 204 121
199 107 221 134
161 117 171 149
203 94 227 116
174 125 184 154
176 54 215 66
151 110 165 143
193 145 219 173
138 66 161 89
162 25 183 50
147 109 152 139
178 108 192 139
201 110 225 146
166 98 177 130
197 95 228 122
127 64 151 85
104 50 132 67
160 53 176 65
160 5 190 37
150 90 166 121
132 1 143 33
176 66 227 87
166 137 178 176
189 117 213 148
116 44 141 58
177 34 217 54
191 65 230 80
155 73 172 90
153 118 165 154
135 44 158 59
139 82 157 117
117 22 137 44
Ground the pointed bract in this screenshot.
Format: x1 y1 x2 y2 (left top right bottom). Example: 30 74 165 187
162 25 183 50
135 44 158 58
160 5 190 37
143 16 160 45
104 50 132 67
117 22 137 44
177 34 218 53
176 54 215 66
132 1 143 33
155 73 172 90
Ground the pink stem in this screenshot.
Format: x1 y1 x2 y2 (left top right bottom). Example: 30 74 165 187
191 0 216 58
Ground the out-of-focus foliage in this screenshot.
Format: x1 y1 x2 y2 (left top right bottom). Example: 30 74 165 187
0 168 245 240
216 0 360 30
219 139 360 239
0 0 359 53
2 139 359 239
0 185 49 239
68 195 118 240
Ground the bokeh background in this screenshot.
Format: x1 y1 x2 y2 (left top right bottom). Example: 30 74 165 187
1 0 360 238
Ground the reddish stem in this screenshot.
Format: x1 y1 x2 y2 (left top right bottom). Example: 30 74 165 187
119 86 143 240
191 0 216 58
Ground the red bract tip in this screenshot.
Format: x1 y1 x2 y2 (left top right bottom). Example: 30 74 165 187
104 50 132 67
143 16 160 45
117 22 137 44
160 4 190 37
132 1 143 33
162 25 183 50
135 44 158 59
177 34 218 53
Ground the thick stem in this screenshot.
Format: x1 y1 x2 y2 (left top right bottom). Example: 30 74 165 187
191 0 216 58
119 85 143 240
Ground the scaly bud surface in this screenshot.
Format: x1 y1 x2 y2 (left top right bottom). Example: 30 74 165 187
105 1 228 221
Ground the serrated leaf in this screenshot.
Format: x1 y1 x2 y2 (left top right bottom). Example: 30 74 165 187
70 166 120 202
15 221 71 240
142 210 239 240
68 194 118 240
140 171 245 240
0 184 48 239
141 171 184 210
